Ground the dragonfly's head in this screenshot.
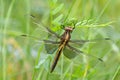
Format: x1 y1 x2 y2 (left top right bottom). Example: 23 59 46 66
64 27 74 33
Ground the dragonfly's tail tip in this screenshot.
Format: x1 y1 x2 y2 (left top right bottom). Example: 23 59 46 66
50 69 53 73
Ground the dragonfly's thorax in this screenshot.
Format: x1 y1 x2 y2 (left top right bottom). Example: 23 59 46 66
60 30 71 45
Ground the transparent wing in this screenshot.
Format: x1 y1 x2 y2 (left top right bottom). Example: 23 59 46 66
69 38 110 47
20 34 60 54
44 41 59 54
20 15 62 54
66 44 103 62
63 46 77 59
30 15 60 39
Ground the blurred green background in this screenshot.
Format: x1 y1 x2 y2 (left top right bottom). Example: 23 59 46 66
0 0 120 80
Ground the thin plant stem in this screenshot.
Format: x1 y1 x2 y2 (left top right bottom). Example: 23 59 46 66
2 0 15 80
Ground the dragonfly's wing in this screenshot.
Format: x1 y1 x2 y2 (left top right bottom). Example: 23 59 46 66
68 38 110 49
20 34 60 54
43 40 60 44
44 40 59 54
69 40 90 45
20 15 61 46
30 15 60 39
63 46 78 59
66 44 103 62
28 19 62 54
20 16 61 52
69 38 110 44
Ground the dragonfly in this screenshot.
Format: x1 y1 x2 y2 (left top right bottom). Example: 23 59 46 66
21 16 110 73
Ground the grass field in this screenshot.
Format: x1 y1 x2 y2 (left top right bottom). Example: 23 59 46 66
0 0 120 80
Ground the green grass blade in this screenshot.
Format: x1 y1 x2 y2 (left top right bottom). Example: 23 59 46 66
2 0 16 80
